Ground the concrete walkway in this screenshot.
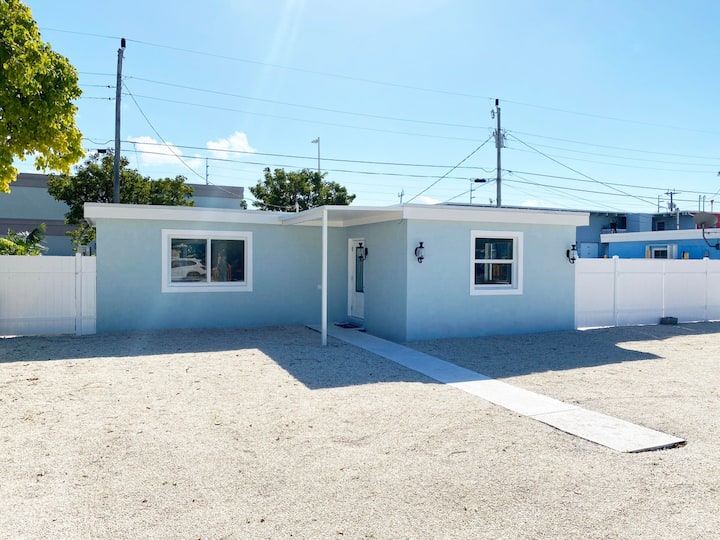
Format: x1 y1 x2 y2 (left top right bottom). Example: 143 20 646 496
326 325 685 453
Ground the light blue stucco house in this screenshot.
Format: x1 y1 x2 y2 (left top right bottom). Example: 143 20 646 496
85 203 588 342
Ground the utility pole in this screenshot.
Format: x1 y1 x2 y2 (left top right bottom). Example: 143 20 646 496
205 157 209 185
665 189 680 229
493 99 504 208
113 38 126 204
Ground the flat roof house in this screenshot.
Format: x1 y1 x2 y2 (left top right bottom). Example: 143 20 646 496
85 203 588 342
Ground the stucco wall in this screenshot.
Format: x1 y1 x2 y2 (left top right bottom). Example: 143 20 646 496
95 218 347 332
403 220 577 340
345 220 408 342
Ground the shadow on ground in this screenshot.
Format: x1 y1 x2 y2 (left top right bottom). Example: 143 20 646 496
407 322 720 379
1 323 719 389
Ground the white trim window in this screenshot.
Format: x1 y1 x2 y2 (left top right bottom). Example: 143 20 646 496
470 230 523 295
646 244 677 259
162 229 253 293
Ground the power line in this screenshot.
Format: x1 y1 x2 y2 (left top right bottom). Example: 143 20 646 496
509 129 720 161
508 140 718 168
505 172 638 211
506 169 715 197
118 137 497 171
507 133 656 208
123 93 484 143
406 135 494 204
122 82 205 181
43 27 491 100
503 99 720 137
120 147 483 182
124 77 487 131
508 145 716 175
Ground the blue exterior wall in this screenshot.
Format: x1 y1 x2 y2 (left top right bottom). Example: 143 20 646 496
608 239 720 259
345 220 408 342
403 220 577 340
95 218 347 332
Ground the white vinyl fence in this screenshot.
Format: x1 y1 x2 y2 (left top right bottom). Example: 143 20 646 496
575 257 720 328
0 254 95 336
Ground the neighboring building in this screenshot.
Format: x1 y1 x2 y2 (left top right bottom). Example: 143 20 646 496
0 173 245 254
0 173 77 255
602 229 720 260
85 202 588 342
575 209 718 259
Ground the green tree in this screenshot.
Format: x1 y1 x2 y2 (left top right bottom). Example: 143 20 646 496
0 222 46 255
0 0 84 192
249 168 355 211
48 152 195 247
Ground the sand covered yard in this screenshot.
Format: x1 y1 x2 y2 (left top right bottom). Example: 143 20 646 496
1 323 719 538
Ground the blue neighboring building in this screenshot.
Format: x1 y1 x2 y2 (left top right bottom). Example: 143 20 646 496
575 209 720 259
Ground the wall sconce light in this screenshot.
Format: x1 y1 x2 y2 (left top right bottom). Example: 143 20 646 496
358 242 368 261
566 244 578 264
414 241 425 263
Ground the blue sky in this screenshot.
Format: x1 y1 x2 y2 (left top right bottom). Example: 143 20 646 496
19 0 720 212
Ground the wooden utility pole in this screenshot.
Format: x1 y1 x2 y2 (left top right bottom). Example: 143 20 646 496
113 38 126 203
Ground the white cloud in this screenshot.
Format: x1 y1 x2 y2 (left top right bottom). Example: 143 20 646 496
206 131 255 160
521 199 542 207
127 136 202 171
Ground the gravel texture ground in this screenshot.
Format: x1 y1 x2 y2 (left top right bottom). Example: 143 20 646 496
0 323 718 539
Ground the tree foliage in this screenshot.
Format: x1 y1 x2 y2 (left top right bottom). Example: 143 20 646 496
0 222 46 255
48 152 195 246
249 168 355 211
0 0 84 192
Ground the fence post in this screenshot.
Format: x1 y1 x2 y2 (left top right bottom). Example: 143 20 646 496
705 257 710 322
75 252 83 336
661 260 666 318
613 256 619 327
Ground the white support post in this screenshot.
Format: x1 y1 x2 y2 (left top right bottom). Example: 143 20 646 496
321 208 328 346
75 252 83 336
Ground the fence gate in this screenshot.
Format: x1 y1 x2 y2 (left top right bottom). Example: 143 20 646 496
0 254 96 336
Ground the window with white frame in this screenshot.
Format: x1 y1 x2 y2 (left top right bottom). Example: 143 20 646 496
647 244 676 259
470 231 523 295
162 229 252 293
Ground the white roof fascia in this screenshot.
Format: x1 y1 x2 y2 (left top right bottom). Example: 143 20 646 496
84 203 285 226
402 205 589 226
601 229 711 243
84 202 589 228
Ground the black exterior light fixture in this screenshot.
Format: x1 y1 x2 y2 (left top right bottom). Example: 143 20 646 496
414 241 425 263
566 244 578 264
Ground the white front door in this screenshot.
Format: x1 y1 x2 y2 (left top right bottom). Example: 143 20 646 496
348 238 365 320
